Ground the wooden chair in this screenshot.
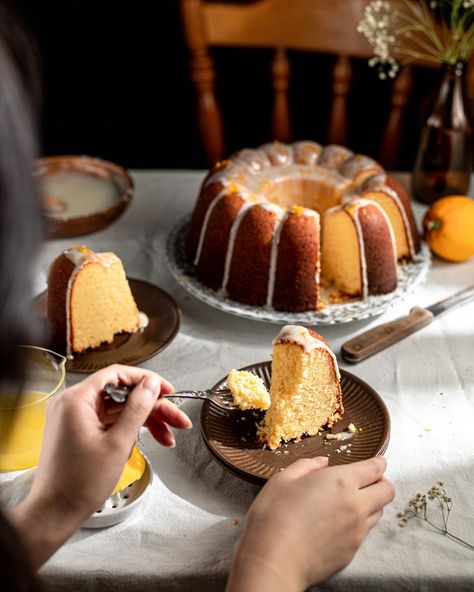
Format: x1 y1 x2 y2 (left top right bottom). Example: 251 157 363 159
179 0 431 168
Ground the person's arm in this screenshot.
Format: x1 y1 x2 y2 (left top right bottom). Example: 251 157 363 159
8 364 191 569
226 456 394 592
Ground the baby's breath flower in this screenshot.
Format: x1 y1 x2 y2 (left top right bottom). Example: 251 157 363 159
397 481 474 551
358 0 474 74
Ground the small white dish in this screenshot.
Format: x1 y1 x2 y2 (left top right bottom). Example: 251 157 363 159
81 454 153 529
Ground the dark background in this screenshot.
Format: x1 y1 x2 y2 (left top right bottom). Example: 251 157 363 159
15 1 441 170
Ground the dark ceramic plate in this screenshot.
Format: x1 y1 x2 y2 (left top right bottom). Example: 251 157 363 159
201 362 390 485
34 279 180 373
35 155 134 239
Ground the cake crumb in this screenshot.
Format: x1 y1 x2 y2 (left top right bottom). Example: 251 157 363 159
347 423 357 433
325 433 343 441
241 437 246 442
283 450 289 455
233 519 240 526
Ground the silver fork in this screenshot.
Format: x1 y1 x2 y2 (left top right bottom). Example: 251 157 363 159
103 383 239 411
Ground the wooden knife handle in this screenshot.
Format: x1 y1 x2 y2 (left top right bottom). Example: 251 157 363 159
341 306 434 363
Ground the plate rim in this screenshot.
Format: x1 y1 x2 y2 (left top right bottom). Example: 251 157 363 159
201 361 391 485
166 216 431 325
34 277 181 373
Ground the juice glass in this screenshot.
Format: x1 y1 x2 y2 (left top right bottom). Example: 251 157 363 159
0 346 66 471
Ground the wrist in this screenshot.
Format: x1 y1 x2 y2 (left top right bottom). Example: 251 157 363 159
8 491 86 570
226 532 305 592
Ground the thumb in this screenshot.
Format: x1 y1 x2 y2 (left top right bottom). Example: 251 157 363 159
109 375 159 444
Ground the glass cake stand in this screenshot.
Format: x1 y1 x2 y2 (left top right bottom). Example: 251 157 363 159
166 216 431 325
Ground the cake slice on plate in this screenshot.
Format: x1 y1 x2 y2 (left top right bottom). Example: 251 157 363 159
259 325 343 450
47 245 141 357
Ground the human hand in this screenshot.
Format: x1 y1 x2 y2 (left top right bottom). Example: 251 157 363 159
8 364 191 568
227 456 395 592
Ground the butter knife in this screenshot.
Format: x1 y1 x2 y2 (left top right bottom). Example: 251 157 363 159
341 285 474 363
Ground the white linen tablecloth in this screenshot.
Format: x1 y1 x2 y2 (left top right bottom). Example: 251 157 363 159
2 171 474 591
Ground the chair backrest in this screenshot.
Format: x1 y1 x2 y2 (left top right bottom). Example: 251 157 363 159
179 0 431 168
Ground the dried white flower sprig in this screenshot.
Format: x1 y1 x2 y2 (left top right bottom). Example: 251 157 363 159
358 0 474 79
398 481 474 550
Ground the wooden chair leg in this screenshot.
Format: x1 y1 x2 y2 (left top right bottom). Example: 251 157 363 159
180 0 225 165
379 66 413 170
272 48 291 142
327 56 352 146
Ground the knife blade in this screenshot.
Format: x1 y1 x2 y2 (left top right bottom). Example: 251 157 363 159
341 285 474 363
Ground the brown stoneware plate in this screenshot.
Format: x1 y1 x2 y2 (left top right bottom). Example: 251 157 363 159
201 362 390 485
35 155 134 239
34 279 180 373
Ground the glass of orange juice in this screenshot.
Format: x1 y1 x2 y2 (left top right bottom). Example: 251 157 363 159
0 345 66 471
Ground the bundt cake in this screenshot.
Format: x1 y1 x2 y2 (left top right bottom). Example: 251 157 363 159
47 245 141 357
186 141 420 312
321 199 397 297
259 325 343 450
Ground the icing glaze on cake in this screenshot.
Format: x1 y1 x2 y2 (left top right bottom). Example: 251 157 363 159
186 141 420 312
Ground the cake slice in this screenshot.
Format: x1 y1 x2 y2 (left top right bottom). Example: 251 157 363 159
321 198 397 297
259 325 343 450
227 369 271 410
47 245 141 357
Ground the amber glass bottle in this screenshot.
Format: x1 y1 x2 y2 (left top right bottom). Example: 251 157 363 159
412 61 473 205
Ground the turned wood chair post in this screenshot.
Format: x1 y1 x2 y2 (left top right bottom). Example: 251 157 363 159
271 48 291 142
179 0 225 164
379 66 414 169
327 56 353 146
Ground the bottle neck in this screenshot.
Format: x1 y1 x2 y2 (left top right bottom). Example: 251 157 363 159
430 60 471 129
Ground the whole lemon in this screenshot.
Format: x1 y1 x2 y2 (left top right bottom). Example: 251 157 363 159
423 196 474 262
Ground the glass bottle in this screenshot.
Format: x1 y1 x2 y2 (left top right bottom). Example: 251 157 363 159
412 61 473 205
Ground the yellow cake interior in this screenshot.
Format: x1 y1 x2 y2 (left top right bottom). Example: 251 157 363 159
260 338 342 450
70 255 140 353
364 191 410 259
321 207 362 295
227 369 271 411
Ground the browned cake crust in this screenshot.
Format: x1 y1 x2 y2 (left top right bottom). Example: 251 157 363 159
186 180 226 261
195 192 246 290
357 205 398 295
386 176 421 254
47 254 75 351
226 206 276 306
307 328 344 418
272 212 320 312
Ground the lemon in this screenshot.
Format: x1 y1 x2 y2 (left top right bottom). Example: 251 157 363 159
112 445 146 495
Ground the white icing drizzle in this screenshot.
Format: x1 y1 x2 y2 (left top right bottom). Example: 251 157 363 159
376 185 416 258
260 142 294 166
265 207 320 309
292 141 322 165
343 199 398 299
265 209 288 309
219 202 256 295
193 189 228 266
349 204 369 300
273 325 341 379
365 199 398 268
